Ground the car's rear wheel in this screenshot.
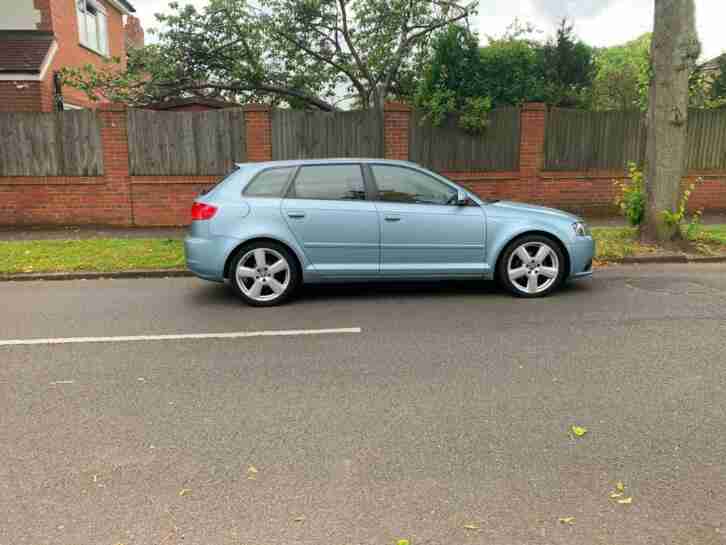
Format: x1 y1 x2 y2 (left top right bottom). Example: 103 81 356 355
229 242 300 306
498 235 566 298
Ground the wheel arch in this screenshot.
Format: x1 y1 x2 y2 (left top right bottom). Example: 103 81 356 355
223 236 304 280
494 230 571 278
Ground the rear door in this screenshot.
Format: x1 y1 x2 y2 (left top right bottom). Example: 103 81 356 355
368 163 486 277
282 163 379 277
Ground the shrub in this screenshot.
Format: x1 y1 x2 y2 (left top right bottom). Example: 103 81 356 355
613 162 645 226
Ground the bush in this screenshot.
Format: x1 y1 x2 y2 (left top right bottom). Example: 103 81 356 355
613 162 645 226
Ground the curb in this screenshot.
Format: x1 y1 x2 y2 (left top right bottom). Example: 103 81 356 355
0 269 193 282
613 255 726 265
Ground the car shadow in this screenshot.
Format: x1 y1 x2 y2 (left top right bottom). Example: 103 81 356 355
189 277 593 307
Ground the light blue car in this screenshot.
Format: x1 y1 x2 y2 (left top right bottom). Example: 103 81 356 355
185 159 594 306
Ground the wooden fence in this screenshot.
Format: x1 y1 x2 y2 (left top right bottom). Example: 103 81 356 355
544 109 646 171
545 107 726 171
687 109 726 170
271 109 384 160
0 111 103 176
409 107 521 171
127 109 247 176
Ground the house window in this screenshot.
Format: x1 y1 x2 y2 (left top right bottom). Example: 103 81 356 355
77 0 109 56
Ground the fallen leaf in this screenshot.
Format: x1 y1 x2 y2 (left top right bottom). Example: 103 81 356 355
617 497 633 505
571 425 588 437
609 492 623 499
396 540 410 545
293 516 305 522
615 481 625 492
558 517 575 525
463 524 480 530
178 488 192 496
247 465 258 479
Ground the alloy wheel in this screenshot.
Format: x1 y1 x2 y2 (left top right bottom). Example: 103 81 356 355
235 248 291 303
506 241 560 295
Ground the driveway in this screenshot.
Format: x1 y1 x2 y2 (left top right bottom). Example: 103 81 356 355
1 264 725 545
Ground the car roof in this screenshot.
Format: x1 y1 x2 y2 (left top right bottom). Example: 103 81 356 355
235 158 421 169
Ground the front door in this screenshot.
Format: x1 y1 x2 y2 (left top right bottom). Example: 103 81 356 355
282 163 379 277
368 163 486 277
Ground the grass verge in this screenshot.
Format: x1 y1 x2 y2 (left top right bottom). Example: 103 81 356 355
1 226 725 275
592 225 726 261
0 239 185 274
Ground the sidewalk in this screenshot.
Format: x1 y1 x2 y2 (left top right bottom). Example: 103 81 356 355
0 226 187 241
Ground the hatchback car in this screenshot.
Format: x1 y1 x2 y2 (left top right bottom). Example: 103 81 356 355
185 159 594 306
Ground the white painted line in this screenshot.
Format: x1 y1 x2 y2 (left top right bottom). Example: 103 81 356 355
0 327 362 347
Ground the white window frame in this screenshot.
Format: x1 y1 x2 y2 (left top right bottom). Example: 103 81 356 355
76 0 109 56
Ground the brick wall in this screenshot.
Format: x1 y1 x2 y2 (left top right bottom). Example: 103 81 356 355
1 102 726 227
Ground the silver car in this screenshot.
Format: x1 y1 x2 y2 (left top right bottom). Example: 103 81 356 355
185 159 594 306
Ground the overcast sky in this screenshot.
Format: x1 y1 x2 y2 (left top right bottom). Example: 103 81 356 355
132 0 726 61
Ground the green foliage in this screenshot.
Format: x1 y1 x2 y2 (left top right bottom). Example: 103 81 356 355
661 178 704 236
538 18 595 108
591 34 651 111
711 55 726 100
60 0 476 110
613 162 646 226
477 37 546 105
415 16 593 125
458 96 492 132
414 25 485 125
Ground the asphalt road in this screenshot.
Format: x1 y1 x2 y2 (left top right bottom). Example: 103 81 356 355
2 265 726 545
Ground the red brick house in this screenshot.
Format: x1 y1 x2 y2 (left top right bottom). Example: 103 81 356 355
0 0 140 112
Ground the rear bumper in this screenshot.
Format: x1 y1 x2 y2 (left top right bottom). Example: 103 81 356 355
567 236 595 279
185 227 239 282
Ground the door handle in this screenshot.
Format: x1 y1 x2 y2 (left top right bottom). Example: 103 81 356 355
384 216 401 222
287 211 306 219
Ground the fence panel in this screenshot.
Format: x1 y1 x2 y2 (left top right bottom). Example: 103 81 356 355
0 111 103 176
271 109 384 160
127 109 246 176
687 109 726 170
408 107 520 172
544 108 646 171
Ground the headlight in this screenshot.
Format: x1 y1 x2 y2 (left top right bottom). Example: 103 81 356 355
572 222 590 237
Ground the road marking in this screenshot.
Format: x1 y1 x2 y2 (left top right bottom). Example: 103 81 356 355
0 327 362 347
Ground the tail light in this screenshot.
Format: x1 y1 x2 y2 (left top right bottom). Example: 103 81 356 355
191 202 218 221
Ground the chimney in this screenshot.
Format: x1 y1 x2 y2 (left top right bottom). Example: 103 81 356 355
124 15 145 50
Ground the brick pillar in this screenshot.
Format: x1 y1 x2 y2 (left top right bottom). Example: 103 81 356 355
518 102 546 203
243 104 273 162
98 103 133 225
384 102 411 160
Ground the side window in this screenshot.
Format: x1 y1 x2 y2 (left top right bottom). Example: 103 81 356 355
244 167 294 197
290 164 366 201
371 165 457 205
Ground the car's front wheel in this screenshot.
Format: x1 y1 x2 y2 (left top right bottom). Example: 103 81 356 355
498 235 566 297
229 242 300 306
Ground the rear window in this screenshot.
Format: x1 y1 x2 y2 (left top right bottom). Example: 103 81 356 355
244 167 294 197
289 164 365 201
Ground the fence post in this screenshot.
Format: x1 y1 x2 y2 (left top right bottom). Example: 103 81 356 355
384 102 411 160
98 102 133 225
243 104 273 162
519 102 546 202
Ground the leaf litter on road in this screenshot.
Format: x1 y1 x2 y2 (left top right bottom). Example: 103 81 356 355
558 517 576 525
609 481 633 504
570 425 588 437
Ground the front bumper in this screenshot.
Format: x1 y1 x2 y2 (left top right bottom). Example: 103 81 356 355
567 236 595 279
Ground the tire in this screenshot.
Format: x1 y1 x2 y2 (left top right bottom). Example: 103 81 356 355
228 241 300 307
497 234 566 298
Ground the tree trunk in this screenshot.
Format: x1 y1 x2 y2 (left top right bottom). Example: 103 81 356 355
641 0 700 243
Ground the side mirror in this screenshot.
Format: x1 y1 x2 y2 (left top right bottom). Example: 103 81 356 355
455 190 474 206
